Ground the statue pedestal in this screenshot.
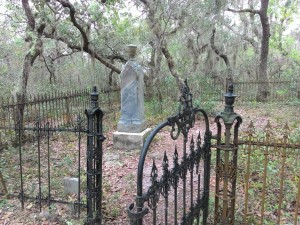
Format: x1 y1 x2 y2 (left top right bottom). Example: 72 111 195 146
117 119 147 133
113 128 151 151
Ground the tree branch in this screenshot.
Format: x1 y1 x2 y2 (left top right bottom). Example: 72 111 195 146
227 8 260 15
44 32 121 73
56 0 89 48
42 55 55 80
51 50 78 61
140 0 185 92
160 40 185 92
106 55 126 63
22 0 35 30
210 28 233 78
223 22 259 53
54 0 122 74
104 43 126 63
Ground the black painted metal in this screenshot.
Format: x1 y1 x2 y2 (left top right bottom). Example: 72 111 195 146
128 80 212 225
11 87 109 221
85 86 105 225
15 114 86 214
6 92 87 221
5 86 106 224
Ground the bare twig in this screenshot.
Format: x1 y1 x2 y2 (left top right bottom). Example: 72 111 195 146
227 8 260 15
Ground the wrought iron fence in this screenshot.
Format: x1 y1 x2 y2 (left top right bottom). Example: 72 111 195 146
233 79 300 103
211 83 243 225
0 87 119 149
128 80 212 225
161 77 300 104
211 79 300 103
0 87 120 129
14 116 87 215
0 87 106 225
234 121 300 224
1 80 299 225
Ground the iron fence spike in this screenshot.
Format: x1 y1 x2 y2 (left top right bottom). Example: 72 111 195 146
174 145 178 155
263 120 273 137
163 151 167 159
283 122 290 131
197 131 201 141
282 122 290 138
246 121 256 136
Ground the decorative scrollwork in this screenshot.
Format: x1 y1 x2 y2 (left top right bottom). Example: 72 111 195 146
160 152 170 197
188 136 196 171
216 160 237 183
168 80 196 140
195 132 203 173
170 147 180 188
130 79 212 224
147 160 160 210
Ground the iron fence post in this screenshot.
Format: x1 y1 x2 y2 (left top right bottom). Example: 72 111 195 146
85 86 105 225
214 83 242 225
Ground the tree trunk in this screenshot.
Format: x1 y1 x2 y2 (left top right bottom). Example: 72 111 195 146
227 0 271 101
256 0 270 102
16 0 45 130
0 170 8 195
210 28 233 90
16 43 42 133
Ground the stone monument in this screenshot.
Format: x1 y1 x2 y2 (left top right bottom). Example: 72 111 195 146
113 45 151 150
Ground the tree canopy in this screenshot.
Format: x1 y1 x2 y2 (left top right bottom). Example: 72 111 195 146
0 0 299 101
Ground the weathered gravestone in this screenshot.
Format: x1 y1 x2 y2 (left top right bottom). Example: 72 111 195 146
113 45 151 150
63 177 79 195
63 177 79 215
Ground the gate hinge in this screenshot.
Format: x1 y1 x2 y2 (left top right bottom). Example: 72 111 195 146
127 203 149 225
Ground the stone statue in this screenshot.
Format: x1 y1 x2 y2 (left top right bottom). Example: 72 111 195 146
117 45 146 133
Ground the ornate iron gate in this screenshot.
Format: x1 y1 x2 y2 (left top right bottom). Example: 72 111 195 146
128 81 212 225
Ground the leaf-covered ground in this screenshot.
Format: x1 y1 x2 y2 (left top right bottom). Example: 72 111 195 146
0 102 299 224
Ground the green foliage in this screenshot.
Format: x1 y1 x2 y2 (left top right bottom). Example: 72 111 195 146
145 97 178 125
0 198 10 208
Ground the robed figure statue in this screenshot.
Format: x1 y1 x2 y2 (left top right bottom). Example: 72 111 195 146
117 45 146 133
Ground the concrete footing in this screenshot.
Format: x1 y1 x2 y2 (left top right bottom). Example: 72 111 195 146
113 128 151 150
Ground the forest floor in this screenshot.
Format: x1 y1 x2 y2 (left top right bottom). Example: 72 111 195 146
0 101 299 225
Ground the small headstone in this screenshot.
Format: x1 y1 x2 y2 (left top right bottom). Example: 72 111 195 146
63 177 79 195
